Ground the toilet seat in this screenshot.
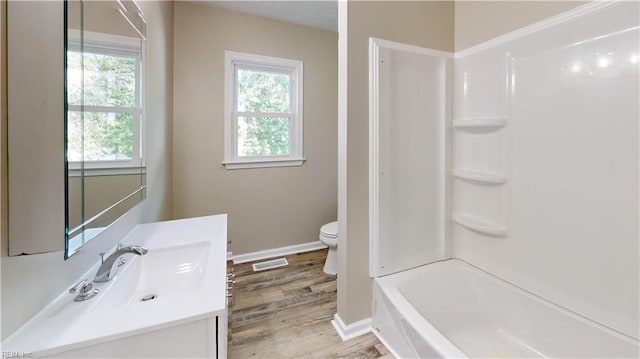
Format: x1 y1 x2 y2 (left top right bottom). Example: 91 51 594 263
320 221 338 238
320 234 337 247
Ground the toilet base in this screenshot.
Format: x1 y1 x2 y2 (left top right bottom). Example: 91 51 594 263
323 247 337 275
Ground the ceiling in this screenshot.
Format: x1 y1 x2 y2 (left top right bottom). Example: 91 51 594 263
193 1 338 33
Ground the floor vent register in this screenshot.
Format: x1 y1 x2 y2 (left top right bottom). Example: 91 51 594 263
252 257 289 272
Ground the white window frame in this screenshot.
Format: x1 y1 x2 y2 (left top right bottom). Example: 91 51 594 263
67 30 145 177
224 51 304 169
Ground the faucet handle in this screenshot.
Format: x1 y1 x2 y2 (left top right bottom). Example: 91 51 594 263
69 280 99 301
69 279 90 294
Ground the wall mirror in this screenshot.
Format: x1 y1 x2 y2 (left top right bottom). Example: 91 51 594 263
65 0 147 258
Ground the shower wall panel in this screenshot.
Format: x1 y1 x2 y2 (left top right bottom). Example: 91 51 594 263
371 41 451 276
452 2 639 339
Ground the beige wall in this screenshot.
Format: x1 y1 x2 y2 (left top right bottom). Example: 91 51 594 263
68 174 146 229
68 0 138 37
135 1 173 227
7 1 65 255
340 1 454 324
454 1 586 51
172 3 338 255
1 0 7 257
1 1 173 338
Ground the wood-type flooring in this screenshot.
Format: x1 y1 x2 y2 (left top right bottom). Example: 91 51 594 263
228 249 391 358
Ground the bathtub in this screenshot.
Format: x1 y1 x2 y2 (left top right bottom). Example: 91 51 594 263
372 259 639 358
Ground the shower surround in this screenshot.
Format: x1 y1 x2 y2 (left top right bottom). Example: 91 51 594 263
369 2 639 357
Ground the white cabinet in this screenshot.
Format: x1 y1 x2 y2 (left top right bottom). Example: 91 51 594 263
49 316 227 358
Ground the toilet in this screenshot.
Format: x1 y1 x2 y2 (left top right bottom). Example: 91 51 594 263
319 221 338 275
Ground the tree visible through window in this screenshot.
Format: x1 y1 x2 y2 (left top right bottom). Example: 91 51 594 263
237 69 290 157
225 51 304 169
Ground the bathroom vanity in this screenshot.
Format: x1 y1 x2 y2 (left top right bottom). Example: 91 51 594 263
2 215 229 358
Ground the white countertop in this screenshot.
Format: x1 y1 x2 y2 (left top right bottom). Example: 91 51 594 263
2 214 228 357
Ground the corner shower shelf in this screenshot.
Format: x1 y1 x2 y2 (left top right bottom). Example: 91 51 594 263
453 214 507 237
453 117 507 132
453 169 507 185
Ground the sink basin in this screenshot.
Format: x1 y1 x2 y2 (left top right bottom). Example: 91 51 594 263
103 241 210 309
42 241 211 320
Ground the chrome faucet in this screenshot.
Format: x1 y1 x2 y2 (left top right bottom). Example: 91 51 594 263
94 245 148 282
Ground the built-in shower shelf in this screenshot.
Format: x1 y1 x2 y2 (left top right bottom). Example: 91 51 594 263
453 117 507 132
453 169 507 185
453 214 507 237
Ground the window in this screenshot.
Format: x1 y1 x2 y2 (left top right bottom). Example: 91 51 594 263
224 51 304 169
67 31 143 175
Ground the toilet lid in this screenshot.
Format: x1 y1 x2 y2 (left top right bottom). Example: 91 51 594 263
320 221 338 238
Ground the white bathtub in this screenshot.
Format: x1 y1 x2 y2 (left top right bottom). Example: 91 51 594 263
372 259 639 358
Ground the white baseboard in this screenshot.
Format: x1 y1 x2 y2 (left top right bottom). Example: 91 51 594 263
331 313 372 342
231 241 327 264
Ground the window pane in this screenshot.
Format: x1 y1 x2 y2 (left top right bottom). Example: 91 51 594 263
82 52 136 107
67 51 83 105
68 111 134 161
238 117 290 157
67 111 83 161
237 69 290 113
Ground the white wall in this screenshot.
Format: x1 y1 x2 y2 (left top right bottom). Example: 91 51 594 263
0 1 173 339
172 2 338 255
452 2 639 339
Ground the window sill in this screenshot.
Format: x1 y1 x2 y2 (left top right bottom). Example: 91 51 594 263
223 158 305 170
68 166 147 177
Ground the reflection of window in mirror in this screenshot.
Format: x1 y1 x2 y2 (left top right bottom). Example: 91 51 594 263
67 31 143 175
